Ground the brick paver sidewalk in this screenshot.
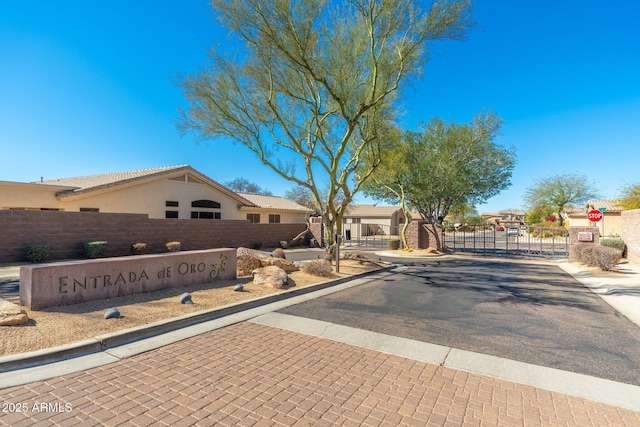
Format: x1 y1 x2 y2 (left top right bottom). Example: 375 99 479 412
2 322 639 426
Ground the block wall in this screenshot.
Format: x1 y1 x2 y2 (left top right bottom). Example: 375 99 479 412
0 210 306 263
621 209 640 263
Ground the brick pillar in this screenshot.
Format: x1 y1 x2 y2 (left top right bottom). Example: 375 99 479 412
309 217 324 247
406 221 443 250
569 226 600 261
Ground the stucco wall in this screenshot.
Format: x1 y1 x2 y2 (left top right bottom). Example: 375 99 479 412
0 181 67 210
0 210 307 263
239 209 308 224
57 178 242 219
621 209 640 263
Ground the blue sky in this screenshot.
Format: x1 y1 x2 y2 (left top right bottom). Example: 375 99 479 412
1 1 639 214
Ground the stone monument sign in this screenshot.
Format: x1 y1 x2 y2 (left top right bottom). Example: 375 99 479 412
20 249 236 310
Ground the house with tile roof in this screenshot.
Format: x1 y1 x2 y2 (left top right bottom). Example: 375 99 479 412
0 165 310 223
564 199 624 237
238 193 313 224
341 204 407 239
481 210 527 225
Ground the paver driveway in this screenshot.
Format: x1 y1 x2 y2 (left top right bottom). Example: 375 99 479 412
279 257 640 385
2 322 640 426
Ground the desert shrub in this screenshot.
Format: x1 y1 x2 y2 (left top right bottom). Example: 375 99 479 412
531 223 569 238
130 243 147 255
571 243 590 262
573 244 621 271
594 246 622 271
388 239 401 250
278 240 288 249
600 239 626 257
577 245 599 267
302 260 334 277
272 248 286 259
250 241 263 250
166 241 181 252
26 243 49 263
237 255 262 276
85 241 107 259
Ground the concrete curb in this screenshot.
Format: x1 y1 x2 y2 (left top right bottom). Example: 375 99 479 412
0 265 394 373
375 251 446 259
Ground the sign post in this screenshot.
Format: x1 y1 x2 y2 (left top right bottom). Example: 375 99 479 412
587 209 603 222
598 207 607 236
588 209 603 238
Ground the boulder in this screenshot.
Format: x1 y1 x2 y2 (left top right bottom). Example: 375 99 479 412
252 265 290 289
237 255 263 276
271 248 286 259
0 300 29 326
260 257 299 273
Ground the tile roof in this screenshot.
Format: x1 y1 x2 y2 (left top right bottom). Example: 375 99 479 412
36 165 190 192
237 193 312 212
586 199 624 212
33 165 255 206
343 205 402 217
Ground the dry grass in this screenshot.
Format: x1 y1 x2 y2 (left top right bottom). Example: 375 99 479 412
0 259 385 357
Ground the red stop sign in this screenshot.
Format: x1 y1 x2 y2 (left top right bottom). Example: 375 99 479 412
588 209 603 222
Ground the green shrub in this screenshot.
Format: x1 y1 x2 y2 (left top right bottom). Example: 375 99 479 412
600 239 626 257
302 260 334 277
388 239 401 250
166 241 181 252
130 243 147 255
26 243 49 263
278 240 288 249
84 241 107 259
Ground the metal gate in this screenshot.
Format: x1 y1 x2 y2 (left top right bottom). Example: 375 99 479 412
342 223 400 248
443 225 569 258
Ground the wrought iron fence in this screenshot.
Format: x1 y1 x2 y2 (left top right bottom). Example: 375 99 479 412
342 223 400 247
443 225 569 258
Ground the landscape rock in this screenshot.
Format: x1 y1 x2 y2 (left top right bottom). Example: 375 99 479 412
252 265 290 289
237 247 267 259
237 255 263 276
260 257 299 273
271 248 286 259
0 300 29 326
103 307 120 319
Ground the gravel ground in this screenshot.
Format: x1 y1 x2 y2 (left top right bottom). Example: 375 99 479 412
1 259 384 357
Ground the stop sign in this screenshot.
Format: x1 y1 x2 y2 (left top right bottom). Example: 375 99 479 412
588 209 603 222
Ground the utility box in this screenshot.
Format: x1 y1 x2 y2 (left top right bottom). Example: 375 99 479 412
578 232 594 242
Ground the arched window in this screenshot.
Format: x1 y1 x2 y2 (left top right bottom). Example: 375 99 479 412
191 199 221 219
191 200 220 209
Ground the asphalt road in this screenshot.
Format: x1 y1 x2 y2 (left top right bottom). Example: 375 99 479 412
278 256 640 386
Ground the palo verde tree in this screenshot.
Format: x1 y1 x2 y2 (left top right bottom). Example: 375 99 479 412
364 112 515 250
523 173 599 226
178 0 473 245
360 128 415 247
